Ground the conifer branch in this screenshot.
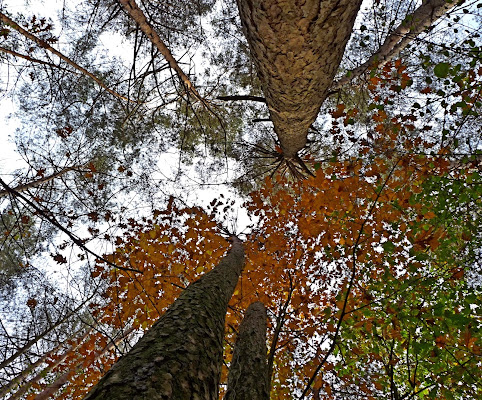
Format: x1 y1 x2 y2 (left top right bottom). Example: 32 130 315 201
0 46 74 72
0 177 142 274
0 12 134 102
118 0 201 99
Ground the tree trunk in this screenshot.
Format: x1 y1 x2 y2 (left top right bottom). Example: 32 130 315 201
83 237 245 400
225 302 269 400
236 0 363 157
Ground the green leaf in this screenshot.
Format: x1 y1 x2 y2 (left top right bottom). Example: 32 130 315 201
382 241 395 253
434 62 450 78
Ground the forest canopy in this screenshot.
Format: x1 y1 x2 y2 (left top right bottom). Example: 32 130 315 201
0 0 481 399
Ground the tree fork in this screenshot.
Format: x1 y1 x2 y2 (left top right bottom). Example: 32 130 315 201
84 237 245 400
225 301 269 400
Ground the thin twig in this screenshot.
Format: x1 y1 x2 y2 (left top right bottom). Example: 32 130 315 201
0 177 142 274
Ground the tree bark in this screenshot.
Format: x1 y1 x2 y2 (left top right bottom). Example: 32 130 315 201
225 301 269 400
83 237 245 400
236 0 363 157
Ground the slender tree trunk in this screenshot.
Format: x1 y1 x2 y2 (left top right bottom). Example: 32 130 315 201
236 0 363 157
0 328 88 399
225 302 269 400
118 0 200 98
0 301 87 370
84 237 245 400
33 327 135 400
331 0 460 91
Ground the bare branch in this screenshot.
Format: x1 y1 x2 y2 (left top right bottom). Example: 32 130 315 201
0 177 142 274
217 95 266 103
0 46 75 72
0 165 83 198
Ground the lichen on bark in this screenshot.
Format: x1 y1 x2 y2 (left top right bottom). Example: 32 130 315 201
83 237 245 400
236 0 363 157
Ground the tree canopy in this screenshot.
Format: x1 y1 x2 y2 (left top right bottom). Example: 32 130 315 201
0 0 481 399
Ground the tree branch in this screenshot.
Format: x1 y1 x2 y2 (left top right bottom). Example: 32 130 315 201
0 12 133 102
299 160 401 399
0 177 142 274
0 46 75 72
331 0 460 91
0 165 83 198
118 0 201 99
217 95 266 103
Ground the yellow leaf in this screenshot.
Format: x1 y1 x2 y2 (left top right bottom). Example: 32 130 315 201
171 263 184 274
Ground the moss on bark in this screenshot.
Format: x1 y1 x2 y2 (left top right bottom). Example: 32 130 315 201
83 238 245 400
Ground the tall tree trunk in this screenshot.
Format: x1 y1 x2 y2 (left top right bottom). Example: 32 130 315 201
236 0 363 157
225 302 269 400
84 237 245 400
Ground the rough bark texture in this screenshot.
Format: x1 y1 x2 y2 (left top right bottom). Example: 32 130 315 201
224 302 269 400
236 0 363 157
83 238 245 400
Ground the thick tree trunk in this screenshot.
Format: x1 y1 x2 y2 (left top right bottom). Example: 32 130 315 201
236 0 363 157
225 302 269 400
83 237 245 400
